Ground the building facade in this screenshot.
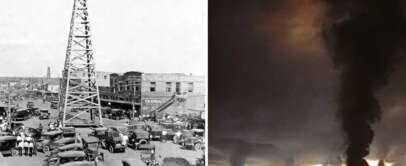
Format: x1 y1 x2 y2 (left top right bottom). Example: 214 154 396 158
99 71 142 112
141 73 205 115
97 72 205 116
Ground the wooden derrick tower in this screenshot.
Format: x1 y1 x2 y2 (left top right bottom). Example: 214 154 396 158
59 0 102 127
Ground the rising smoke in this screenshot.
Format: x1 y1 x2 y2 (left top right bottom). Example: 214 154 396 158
322 0 406 165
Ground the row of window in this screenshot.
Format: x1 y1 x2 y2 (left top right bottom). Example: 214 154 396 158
100 95 141 103
149 82 194 93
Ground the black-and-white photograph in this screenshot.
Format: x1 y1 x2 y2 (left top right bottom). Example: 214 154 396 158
0 0 206 166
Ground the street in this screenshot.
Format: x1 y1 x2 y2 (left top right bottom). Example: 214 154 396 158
0 99 204 166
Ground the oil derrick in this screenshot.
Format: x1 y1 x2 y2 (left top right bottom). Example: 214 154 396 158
59 0 102 127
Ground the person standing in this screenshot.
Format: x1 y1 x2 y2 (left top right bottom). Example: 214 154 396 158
26 134 34 156
120 133 128 146
17 132 25 156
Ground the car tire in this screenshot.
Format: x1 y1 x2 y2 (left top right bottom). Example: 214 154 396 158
43 146 50 153
194 143 202 151
109 145 114 153
11 148 19 156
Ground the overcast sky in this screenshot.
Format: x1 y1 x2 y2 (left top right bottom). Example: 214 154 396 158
0 0 207 77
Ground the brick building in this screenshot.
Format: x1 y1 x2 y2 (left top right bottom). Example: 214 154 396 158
98 72 205 116
99 71 142 112
141 73 205 115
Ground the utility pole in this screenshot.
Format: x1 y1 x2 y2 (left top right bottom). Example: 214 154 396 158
7 82 11 127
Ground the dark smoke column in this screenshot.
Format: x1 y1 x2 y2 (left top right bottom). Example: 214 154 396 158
322 0 406 165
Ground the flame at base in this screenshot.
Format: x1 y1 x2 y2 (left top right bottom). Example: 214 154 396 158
365 159 393 166
307 159 394 166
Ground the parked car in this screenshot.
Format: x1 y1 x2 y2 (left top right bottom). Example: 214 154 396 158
101 107 112 118
89 127 108 138
122 158 147 166
127 122 151 149
139 144 159 166
11 108 31 121
147 124 169 142
50 101 58 109
98 127 126 153
60 127 76 138
23 127 42 140
37 130 74 153
40 109 50 120
108 109 125 120
47 143 84 157
81 136 104 161
178 130 204 151
45 151 96 166
0 136 18 156
26 101 35 109
196 155 205 166
161 157 191 166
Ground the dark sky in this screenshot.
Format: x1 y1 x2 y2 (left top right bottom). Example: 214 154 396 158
209 0 406 165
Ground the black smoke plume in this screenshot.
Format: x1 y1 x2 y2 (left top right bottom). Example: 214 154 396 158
322 0 406 165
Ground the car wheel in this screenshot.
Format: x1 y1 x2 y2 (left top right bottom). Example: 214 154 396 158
194 143 202 151
43 146 50 153
11 148 19 156
109 145 114 153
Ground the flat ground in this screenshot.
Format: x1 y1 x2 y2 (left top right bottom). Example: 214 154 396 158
0 99 203 166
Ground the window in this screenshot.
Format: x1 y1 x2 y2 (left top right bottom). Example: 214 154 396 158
150 82 156 92
166 82 172 92
104 75 107 79
175 82 181 94
188 82 194 92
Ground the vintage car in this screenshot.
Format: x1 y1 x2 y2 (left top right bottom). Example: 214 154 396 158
163 125 186 143
98 127 125 153
40 109 50 120
37 131 76 153
101 107 112 118
60 161 98 166
122 158 147 166
139 144 159 166
127 122 151 149
108 109 125 120
11 108 31 121
60 127 76 138
196 155 205 166
147 124 166 141
0 131 11 136
47 143 84 157
186 118 205 131
22 127 42 140
0 136 18 156
45 151 97 166
89 127 108 138
177 130 204 151
81 136 104 161
50 101 58 109
26 101 35 109
161 157 191 166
